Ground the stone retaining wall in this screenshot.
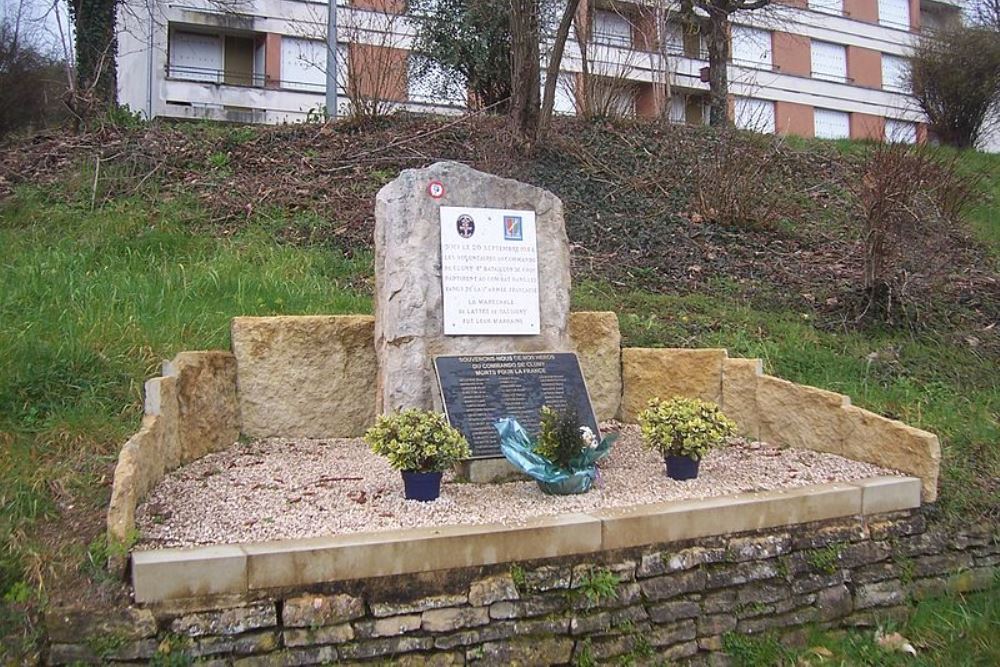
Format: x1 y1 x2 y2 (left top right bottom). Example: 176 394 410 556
106 313 943 548
51 511 997 665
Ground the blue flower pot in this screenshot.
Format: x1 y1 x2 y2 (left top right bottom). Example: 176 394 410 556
665 455 700 481
401 471 443 501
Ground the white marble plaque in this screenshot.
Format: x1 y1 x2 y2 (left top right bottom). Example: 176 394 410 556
440 206 540 335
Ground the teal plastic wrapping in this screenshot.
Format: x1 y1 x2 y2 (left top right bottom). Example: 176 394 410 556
493 417 618 495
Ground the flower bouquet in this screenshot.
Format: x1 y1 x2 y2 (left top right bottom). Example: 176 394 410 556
494 406 617 495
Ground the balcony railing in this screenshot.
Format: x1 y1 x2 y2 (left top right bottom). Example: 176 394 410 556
167 65 265 88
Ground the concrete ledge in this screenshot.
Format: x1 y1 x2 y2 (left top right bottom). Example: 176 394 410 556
131 477 918 603
133 545 247 604
595 482 862 551
855 476 922 515
245 513 602 591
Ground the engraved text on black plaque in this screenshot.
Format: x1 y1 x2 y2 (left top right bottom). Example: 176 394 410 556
434 353 599 459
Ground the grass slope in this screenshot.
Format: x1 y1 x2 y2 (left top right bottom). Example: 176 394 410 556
0 117 997 661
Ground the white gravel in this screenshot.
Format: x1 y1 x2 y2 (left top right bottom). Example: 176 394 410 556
135 424 898 549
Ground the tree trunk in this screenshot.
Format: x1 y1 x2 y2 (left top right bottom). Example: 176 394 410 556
539 0 583 134
509 0 541 142
70 0 119 117
705 12 730 127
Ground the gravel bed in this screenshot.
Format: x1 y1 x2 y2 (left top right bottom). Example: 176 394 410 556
135 424 897 549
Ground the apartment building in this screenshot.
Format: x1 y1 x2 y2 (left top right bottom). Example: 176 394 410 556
117 0 964 143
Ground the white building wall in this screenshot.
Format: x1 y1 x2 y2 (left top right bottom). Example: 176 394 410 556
117 0 966 138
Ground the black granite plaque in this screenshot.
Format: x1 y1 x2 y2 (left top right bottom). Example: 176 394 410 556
434 352 599 459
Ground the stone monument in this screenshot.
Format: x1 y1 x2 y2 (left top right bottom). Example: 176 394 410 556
374 161 573 415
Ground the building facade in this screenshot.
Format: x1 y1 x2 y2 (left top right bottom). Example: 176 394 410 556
117 0 964 142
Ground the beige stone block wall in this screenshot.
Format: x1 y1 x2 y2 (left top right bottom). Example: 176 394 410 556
751 376 939 501
107 350 241 545
232 316 377 439
107 415 165 544
619 348 727 422
839 407 940 502
757 375 852 453
165 351 240 464
620 350 940 502
569 312 622 422
721 357 762 441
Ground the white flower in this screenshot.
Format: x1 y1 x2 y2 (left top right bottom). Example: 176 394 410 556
580 426 598 449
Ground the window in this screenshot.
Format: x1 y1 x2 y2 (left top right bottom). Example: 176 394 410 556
281 39 324 92
808 0 843 15
663 22 684 55
814 108 850 139
735 97 775 134
885 118 917 143
169 31 223 83
878 0 910 29
408 56 467 106
168 30 264 87
881 54 909 92
593 9 633 48
811 41 847 82
731 26 772 69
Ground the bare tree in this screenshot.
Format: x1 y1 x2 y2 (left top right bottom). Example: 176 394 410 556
973 0 1000 31
680 0 769 127
909 24 1000 148
0 0 67 136
568 5 649 121
538 0 581 131
509 0 541 141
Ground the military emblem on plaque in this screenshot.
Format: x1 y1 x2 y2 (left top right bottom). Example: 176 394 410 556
503 215 523 241
457 214 475 238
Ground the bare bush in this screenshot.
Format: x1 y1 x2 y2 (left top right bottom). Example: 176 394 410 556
910 25 1000 149
691 130 795 230
851 143 979 322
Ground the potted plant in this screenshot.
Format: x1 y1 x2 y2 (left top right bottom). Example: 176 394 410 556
495 405 617 495
364 409 471 501
638 396 737 481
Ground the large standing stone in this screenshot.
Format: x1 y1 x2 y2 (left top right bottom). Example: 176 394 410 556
374 162 572 414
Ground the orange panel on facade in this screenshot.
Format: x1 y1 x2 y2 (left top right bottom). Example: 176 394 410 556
909 0 921 30
264 33 281 89
635 82 660 119
851 112 885 140
353 0 405 14
772 32 810 77
845 0 879 23
349 44 408 102
847 46 881 89
775 101 814 138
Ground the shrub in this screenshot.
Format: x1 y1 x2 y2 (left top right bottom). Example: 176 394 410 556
691 129 798 230
533 405 598 470
910 25 1000 149
364 409 470 472
638 396 736 460
851 143 979 322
